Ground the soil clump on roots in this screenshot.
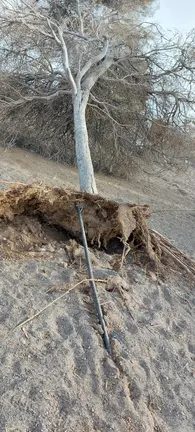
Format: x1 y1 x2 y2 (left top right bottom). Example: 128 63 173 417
0 184 194 279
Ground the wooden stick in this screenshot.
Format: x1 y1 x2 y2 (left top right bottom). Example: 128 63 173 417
13 278 107 329
0 181 28 186
151 209 195 213
160 244 195 279
150 228 195 268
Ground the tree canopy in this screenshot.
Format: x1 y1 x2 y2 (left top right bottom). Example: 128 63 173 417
0 0 194 179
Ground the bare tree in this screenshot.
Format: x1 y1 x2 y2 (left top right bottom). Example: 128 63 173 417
0 0 150 193
0 0 194 188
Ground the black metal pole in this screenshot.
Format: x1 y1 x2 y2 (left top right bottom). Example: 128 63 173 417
76 205 112 355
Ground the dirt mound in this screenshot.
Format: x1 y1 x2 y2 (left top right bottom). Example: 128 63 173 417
0 214 69 260
0 183 153 254
0 184 195 279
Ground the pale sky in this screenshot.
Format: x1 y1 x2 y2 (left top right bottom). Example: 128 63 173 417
154 0 195 32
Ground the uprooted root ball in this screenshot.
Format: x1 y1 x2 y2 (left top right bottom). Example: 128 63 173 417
0 184 160 261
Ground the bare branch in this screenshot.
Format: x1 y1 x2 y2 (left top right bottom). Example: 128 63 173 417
47 19 61 45
76 0 84 36
76 38 109 86
0 89 71 107
82 55 115 92
57 30 99 42
57 25 77 96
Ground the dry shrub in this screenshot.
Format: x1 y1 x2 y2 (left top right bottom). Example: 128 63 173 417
146 119 195 171
0 98 144 178
0 65 148 179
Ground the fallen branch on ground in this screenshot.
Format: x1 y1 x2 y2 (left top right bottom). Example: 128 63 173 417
150 228 195 278
13 278 107 329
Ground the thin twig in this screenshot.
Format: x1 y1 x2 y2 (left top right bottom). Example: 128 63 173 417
13 278 107 330
151 208 195 213
0 181 27 186
151 228 195 263
120 242 131 268
161 244 195 279
76 0 84 35
150 228 195 276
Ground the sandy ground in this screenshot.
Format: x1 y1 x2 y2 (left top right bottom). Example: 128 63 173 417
0 146 195 432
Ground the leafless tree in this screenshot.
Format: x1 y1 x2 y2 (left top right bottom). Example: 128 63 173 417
0 0 194 189
0 0 152 192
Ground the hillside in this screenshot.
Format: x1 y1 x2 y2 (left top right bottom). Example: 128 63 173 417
0 146 195 432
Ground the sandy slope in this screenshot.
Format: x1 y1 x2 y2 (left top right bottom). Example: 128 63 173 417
0 251 195 432
0 146 195 432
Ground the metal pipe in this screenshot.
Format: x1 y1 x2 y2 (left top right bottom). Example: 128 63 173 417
76 204 112 355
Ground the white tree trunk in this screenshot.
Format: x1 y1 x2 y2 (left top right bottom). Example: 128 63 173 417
73 91 98 194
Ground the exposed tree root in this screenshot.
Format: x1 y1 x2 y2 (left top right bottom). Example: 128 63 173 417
0 184 150 248
150 229 195 278
0 184 194 278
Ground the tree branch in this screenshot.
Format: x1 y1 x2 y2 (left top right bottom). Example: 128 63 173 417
76 0 84 35
82 55 115 92
57 25 77 96
0 89 71 107
47 19 61 45
77 37 109 85
88 101 131 127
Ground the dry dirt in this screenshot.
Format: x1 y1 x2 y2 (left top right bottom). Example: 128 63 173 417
0 146 195 432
